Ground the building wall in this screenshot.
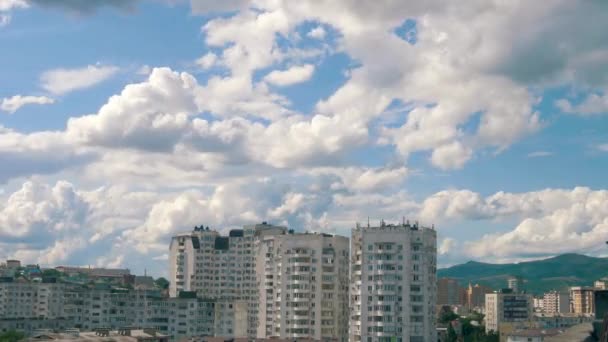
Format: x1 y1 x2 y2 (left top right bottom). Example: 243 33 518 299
168 223 288 338
485 293 533 334
437 278 460 306
542 291 569 314
570 287 594 315
256 233 349 342
350 223 437 342
467 284 493 310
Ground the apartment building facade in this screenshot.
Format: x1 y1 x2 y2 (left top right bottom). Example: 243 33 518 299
570 286 594 315
255 232 349 341
168 223 287 337
437 278 461 306
350 222 437 342
542 291 569 314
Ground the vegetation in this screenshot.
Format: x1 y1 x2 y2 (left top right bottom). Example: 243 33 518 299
154 277 170 289
0 330 25 342
440 309 499 342
438 309 459 324
438 253 608 294
41 269 61 278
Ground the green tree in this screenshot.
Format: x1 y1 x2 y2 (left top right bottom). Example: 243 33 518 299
42 269 61 278
447 323 458 342
0 330 25 342
154 277 170 289
439 308 459 324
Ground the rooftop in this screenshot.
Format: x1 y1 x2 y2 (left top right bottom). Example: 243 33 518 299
26 329 168 342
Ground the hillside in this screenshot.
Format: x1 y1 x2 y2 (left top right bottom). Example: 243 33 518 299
438 253 608 295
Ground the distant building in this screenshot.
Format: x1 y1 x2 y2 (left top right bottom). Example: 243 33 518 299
438 278 461 306
595 278 608 290
507 276 524 294
467 283 493 310
570 286 594 315
542 291 569 315
350 221 437 342
506 328 562 342
55 266 131 280
485 290 533 334
24 328 169 342
533 297 544 313
6 260 21 269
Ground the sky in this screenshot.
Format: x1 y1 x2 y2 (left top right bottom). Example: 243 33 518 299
0 0 607 276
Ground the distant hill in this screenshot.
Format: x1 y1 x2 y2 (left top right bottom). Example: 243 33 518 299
438 253 608 295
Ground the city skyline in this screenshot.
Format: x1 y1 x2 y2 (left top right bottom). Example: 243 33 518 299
1 0 608 278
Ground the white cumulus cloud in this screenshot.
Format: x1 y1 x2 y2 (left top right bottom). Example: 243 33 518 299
264 64 315 86
40 64 119 95
1 95 54 114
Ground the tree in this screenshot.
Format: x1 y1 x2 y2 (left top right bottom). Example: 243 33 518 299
439 309 459 324
154 277 170 289
42 269 61 279
447 323 458 342
0 330 25 342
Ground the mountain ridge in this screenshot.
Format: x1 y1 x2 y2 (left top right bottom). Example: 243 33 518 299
438 253 608 295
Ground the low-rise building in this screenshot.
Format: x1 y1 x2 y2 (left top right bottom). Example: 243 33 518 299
25 328 169 342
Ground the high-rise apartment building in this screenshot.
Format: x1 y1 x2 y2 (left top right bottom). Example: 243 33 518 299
542 291 569 314
170 224 283 299
485 290 533 334
350 221 437 342
466 283 493 310
168 222 287 337
507 276 524 293
437 278 461 306
255 232 349 341
570 286 594 315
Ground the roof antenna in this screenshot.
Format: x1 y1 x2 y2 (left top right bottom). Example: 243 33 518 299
367 216 370 228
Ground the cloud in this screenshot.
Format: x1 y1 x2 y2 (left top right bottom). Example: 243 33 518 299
307 26 326 40
0 0 28 26
415 186 608 262
61 67 367 170
1 95 54 114
597 144 608 152
308 167 408 193
27 0 138 14
264 64 315 86
557 92 608 116
40 64 119 95
190 0 247 14
0 0 28 11
466 188 608 260
0 14 10 26
196 52 217 69
430 141 473 170
438 238 456 256
527 151 553 158
66 67 199 151
0 127 94 183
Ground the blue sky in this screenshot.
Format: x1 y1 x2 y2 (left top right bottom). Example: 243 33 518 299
0 0 607 275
